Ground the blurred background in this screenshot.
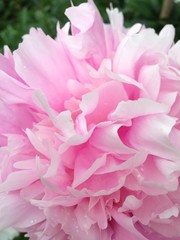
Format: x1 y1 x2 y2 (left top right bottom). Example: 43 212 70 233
0 0 179 239
0 0 180 53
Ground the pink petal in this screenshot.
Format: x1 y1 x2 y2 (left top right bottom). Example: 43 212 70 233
14 28 74 110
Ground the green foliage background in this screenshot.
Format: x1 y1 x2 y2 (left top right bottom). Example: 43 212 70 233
0 0 179 239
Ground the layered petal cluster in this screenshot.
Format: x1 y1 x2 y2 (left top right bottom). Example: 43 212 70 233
0 1 180 239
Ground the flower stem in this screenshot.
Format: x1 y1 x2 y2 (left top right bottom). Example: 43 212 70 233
160 0 174 19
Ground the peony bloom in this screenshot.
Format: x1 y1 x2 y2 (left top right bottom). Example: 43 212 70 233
0 0 180 239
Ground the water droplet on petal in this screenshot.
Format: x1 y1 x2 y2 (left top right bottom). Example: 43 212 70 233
30 219 37 224
75 225 79 233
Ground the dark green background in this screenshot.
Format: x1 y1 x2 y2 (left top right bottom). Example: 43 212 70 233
0 0 179 239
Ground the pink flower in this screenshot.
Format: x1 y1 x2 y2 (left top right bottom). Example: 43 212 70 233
0 1 180 239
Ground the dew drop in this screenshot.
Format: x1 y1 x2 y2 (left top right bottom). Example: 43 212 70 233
75 225 79 233
30 218 37 224
140 166 144 172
